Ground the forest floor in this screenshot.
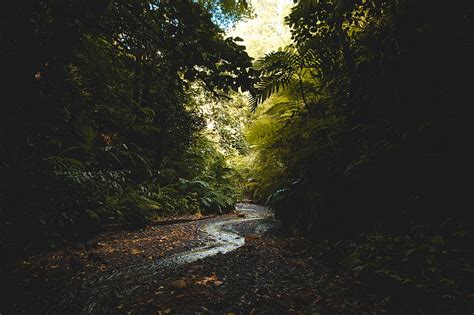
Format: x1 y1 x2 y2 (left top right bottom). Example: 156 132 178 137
2 205 393 314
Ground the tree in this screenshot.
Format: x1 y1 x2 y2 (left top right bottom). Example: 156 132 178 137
0 0 256 251
246 0 473 236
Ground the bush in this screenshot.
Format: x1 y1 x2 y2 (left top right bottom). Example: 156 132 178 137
337 221 474 312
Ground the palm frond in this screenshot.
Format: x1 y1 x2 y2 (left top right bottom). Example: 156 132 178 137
249 48 319 110
249 51 299 110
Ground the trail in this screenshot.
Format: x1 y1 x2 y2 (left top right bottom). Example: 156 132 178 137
4 203 392 314
77 203 273 313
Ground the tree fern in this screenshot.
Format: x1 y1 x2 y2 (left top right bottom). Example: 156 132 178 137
249 47 319 110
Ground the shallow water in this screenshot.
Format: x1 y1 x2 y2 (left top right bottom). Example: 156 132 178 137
77 203 273 314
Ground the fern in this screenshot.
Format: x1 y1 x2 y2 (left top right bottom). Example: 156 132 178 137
250 47 319 110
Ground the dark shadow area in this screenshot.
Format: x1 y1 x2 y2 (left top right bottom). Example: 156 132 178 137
1 0 472 314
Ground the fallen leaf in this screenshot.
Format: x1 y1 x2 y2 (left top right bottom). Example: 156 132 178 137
244 235 258 242
196 274 218 285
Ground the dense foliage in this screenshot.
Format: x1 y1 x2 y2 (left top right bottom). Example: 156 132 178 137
0 0 254 254
0 0 472 312
247 0 472 236
242 0 473 310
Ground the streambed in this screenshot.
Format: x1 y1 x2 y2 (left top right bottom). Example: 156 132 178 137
78 203 274 313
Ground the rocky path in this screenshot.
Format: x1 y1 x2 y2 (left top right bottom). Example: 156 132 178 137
78 204 274 313
2 204 390 314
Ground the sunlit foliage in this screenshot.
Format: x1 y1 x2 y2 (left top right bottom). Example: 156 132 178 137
0 0 254 251
245 0 472 236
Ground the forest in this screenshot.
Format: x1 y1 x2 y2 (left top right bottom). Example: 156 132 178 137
0 0 472 314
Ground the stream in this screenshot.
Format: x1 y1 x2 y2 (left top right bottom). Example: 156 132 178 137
75 203 274 314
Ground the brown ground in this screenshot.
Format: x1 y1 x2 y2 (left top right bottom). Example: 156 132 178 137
1 213 392 314
114 236 391 315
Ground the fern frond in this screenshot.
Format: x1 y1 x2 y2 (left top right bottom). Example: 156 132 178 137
250 51 299 110
263 101 302 120
250 47 319 110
